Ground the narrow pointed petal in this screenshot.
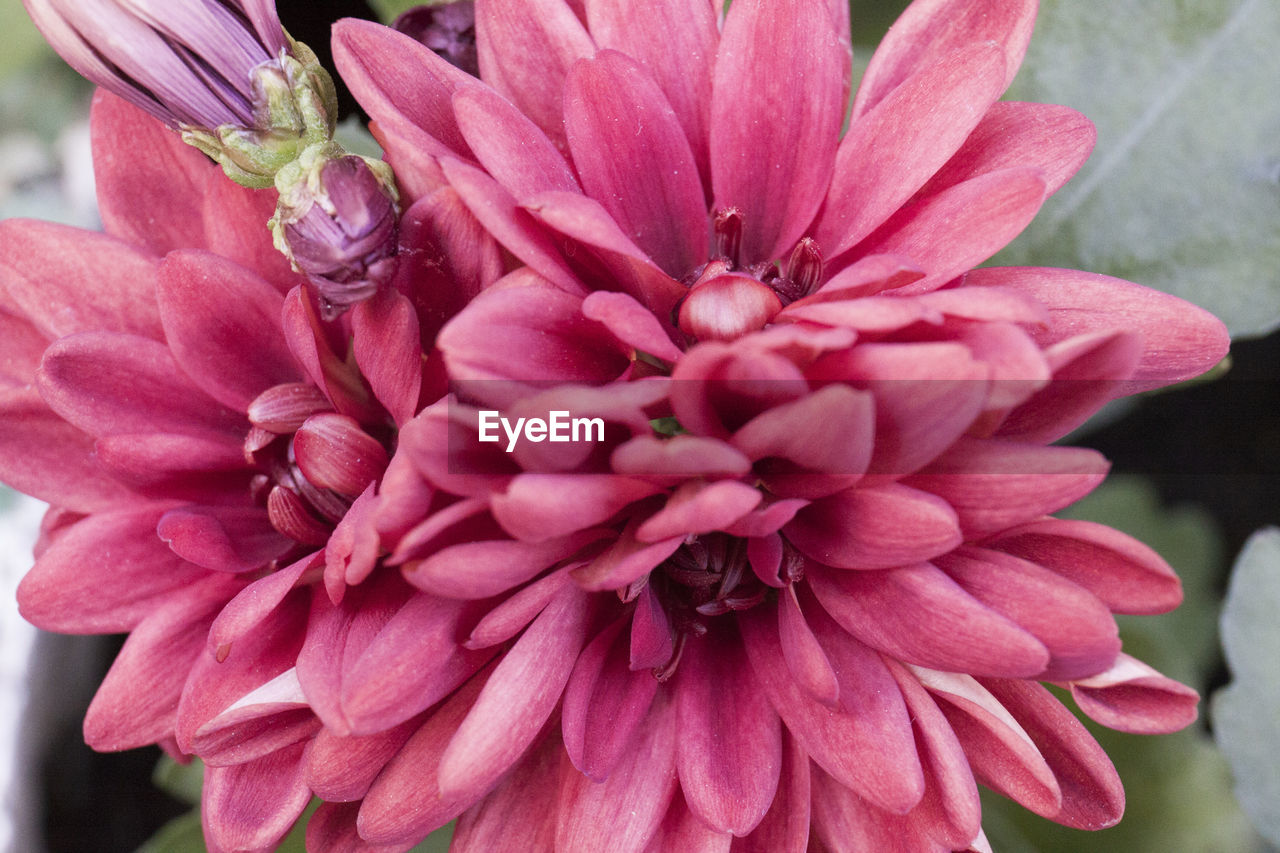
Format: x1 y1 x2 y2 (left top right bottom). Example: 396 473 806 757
816 43 1006 256
730 731 811 853
853 0 1037 118
636 480 762 543
202 742 311 853
565 50 707 275
454 734 562 852
466 568 572 648
352 289 422 426
581 291 684 363
572 520 684 592
1068 654 1199 735
406 530 602 599
778 585 840 707
492 473 661 541
808 562 1050 677
676 626 782 835
453 83 579 199
710 0 847 262
786 484 961 570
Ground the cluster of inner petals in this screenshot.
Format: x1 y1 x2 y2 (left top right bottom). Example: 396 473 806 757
676 208 824 343
245 382 391 546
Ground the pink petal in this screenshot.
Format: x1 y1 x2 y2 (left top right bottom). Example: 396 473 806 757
981 678 1125 830
739 605 924 814
572 519 684 592
475 0 596 151
1067 653 1199 735
17 504 204 634
984 517 1183 614
293 412 389 497
807 562 1050 677
306 801 416 853
630 582 675 670
732 384 873 476
156 250 299 412
809 763 945 853
200 173 304 295
644 796 732 853
729 731 811 853
786 484 961 570
352 288 422 426
562 617 660 781
467 568 574 649
406 529 603 599
584 0 718 194
325 483 382 599
710 0 847 263
556 693 679 853
778 585 840 707
852 0 1037 119
492 473 661 541
565 50 707 275
676 625 782 834
636 479 763 543
0 218 162 341
613 435 753 482
438 586 592 799
853 167 1048 293
452 83 579 199
904 437 1109 536
963 266 1230 392
207 552 320 654
89 91 211 253
157 505 293 573
306 717 421 804
794 254 924 305
453 733 562 852
816 42 1007 257
202 742 311 853
581 291 684 363
192 669 321 766
678 273 782 342
95 433 246 487
918 101 1097 200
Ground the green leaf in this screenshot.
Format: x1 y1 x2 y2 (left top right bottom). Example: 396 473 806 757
152 756 204 807
1213 528 1280 845
997 0 1280 339
135 809 205 853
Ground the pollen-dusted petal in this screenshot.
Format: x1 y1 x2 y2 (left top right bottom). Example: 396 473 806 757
562 618 660 781
0 218 162 341
808 562 1050 677
636 479 762 543
905 437 1110 536
816 43 1007 257
492 473 662 542
453 83 580 199
556 693 679 853
157 505 293 573
778 585 840 707
475 0 595 150
937 547 1120 682
963 266 1231 392
581 291 684 363
453 733 562 852
730 731 811 853
17 504 203 634
202 742 311 853
885 660 982 849
981 678 1126 830
1067 653 1199 735
786 484 961 570
157 250 301 412
438 586 592 799
854 167 1048 294
710 0 847 262
88 91 210 254
852 0 1037 118
352 288 423 427
676 625 782 835
739 605 924 815
565 50 707 276
985 517 1183 615
918 101 1097 200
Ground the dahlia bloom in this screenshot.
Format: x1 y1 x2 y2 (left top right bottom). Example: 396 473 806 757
1 1 1232 852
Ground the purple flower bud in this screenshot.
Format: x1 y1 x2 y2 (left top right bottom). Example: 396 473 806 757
271 145 400 320
393 2 478 78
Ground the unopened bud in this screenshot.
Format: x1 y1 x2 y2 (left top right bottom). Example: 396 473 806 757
270 143 401 319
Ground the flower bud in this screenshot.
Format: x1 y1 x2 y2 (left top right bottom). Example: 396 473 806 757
393 2 478 77
270 143 401 319
23 0 337 188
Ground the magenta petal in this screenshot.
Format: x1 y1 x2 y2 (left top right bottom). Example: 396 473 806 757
1067 654 1199 735
613 435 753 482
808 562 1050 677
406 530 603 599
739 604 923 814
729 731 811 853
467 568 573 649
562 617 660 781
573 519 684 592
963 266 1230 392
556 693 679 853
982 678 1126 830
905 437 1109 536
453 733 562 852
852 0 1037 118
157 250 299 412
809 763 941 853
438 586 592 799
475 0 595 151
17 504 203 634
581 291 684 363
644 796 732 853
636 480 763 543
453 83 579 199
202 742 311 853
786 484 961 570
630 583 675 670
732 384 873 475
158 506 293 573
710 0 847 262
778 585 840 707
208 552 319 654
306 719 420 804
293 412 389 497
95 433 246 486
565 50 707 275
986 518 1182 615
352 288 422 427
492 473 661 541
676 626 782 835
817 43 1006 256
306 801 416 853
200 173 304 295
0 218 162 341
89 91 211 254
